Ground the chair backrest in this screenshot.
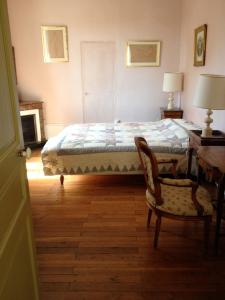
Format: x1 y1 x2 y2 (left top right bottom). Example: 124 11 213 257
134 137 162 205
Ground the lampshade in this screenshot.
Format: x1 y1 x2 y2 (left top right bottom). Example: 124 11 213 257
163 72 183 92
193 74 225 109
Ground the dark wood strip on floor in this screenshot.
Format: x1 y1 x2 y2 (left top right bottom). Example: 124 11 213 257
28 153 225 300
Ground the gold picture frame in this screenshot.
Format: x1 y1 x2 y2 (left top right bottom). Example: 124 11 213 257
194 24 207 66
126 41 161 67
41 26 69 63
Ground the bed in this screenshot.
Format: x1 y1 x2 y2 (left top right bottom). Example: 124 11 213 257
41 118 201 182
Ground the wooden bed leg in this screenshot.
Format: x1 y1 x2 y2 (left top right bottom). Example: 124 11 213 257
60 175 64 186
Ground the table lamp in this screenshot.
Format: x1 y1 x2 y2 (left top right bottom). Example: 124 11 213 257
193 74 225 137
163 72 183 110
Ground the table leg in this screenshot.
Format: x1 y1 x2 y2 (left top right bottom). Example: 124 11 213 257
187 148 193 178
197 163 203 185
215 175 225 254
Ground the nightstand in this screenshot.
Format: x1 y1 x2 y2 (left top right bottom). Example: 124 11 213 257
187 130 225 177
160 107 183 119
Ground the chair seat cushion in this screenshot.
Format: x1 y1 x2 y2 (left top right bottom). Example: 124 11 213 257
146 184 213 217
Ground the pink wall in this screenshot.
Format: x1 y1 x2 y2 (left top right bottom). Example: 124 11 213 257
7 0 182 137
179 0 225 131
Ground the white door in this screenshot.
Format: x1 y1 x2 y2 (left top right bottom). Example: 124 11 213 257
0 1 39 299
81 42 116 123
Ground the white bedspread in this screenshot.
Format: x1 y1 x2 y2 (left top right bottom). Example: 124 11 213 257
41 119 200 175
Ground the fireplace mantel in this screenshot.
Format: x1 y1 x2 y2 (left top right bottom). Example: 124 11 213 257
19 100 46 146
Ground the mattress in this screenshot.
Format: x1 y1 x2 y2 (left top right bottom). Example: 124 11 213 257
41 118 201 175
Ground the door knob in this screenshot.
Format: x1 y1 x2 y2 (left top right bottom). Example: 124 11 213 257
18 147 32 159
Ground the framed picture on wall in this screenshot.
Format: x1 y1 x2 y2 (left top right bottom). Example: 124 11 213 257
126 41 161 67
194 24 207 66
41 26 69 63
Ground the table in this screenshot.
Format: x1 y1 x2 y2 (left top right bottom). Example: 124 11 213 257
160 107 183 119
187 130 225 177
197 146 225 253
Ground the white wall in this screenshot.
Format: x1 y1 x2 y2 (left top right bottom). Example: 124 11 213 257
7 0 182 137
179 0 225 131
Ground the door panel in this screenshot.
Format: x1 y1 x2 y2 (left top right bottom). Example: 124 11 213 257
0 1 39 299
0 170 23 239
81 42 115 123
0 19 14 148
0 214 37 300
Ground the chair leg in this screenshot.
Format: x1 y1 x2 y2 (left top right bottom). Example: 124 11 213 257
204 217 211 251
147 208 152 228
154 215 161 249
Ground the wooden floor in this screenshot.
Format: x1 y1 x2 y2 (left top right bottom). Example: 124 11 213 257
27 150 225 300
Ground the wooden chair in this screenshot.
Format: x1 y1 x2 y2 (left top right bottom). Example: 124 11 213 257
134 137 213 249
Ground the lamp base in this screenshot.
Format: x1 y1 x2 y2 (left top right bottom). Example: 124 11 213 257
201 128 213 137
167 92 174 110
201 109 213 137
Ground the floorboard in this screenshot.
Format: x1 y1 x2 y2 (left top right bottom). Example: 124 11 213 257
27 150 225 300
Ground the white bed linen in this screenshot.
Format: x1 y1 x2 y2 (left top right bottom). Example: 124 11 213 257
41 118 201 175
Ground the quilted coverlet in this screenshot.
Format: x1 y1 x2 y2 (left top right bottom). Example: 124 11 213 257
41 119 200 175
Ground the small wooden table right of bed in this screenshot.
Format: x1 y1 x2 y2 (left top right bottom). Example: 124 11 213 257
187 130 225 178
197 146 225 253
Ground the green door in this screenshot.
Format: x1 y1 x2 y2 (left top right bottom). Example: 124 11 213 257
0 0 39 299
